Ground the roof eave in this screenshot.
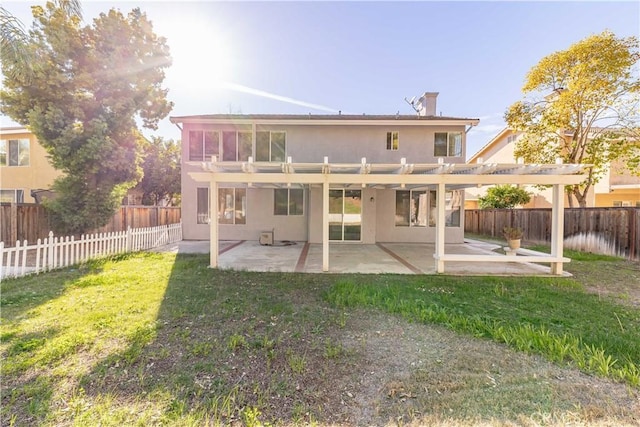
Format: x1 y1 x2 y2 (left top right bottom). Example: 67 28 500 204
169 116 479 127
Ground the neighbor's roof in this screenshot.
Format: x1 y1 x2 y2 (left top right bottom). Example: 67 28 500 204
467 127 515 164
0 126 29 135
170 113 479 126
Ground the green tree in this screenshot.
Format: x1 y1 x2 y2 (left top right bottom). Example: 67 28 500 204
1 1 81 80
479 185 531 209
136 137 181 206
505 31 640 207
1 2 172 234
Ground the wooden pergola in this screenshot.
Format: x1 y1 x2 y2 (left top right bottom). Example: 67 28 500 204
190 156 589 275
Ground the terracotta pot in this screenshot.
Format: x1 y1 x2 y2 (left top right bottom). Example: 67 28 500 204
507 239 521 250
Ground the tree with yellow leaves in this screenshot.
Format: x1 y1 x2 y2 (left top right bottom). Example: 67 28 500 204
505 31 639 207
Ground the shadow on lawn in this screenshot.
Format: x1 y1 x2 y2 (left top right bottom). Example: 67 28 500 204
0 256 120 426
77 253 357 425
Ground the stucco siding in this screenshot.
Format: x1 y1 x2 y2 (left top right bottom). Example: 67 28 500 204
0 130 62 203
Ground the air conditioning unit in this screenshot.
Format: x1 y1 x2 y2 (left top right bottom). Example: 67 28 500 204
259 230 274 246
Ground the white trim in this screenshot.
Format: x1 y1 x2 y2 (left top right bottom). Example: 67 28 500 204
0 127 29 135
610 184 640 190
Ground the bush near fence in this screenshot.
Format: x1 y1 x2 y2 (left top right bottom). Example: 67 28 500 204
465 207 639 261
0 203 181 246
0 222 182 281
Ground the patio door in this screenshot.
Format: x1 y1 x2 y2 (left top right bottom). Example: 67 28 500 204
329 189 362 241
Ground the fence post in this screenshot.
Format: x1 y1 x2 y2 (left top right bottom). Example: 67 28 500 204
628 208 636 260
125 226 131 252
46 231 54 271
0 241 4 282
10 203 18 243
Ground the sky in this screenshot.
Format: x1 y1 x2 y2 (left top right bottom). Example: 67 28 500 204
2 0 639 159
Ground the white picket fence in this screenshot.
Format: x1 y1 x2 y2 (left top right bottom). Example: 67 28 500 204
0 222 182 282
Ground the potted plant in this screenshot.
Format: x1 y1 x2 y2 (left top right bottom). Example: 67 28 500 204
503 226 523 250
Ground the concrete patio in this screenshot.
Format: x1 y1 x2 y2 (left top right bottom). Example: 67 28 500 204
156 238 568 276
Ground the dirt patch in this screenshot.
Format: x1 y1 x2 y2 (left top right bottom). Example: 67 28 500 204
337 309 640 426
568 259 640 308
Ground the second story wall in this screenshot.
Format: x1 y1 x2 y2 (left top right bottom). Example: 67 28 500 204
180 119 471 169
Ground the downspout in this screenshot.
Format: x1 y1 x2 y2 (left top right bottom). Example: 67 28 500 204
465 122 477 134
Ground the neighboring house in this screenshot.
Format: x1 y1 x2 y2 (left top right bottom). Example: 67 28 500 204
0 127 62 203
0 127 173 206
465 128 640 209
172 93 478 245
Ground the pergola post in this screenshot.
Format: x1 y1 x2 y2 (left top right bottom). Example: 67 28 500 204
550 183 564 275
209 179 219 268
435 182 446 273
322 179 329 272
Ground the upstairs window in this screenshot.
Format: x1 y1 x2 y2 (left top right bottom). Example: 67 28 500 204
256 131 286 162
386 131 399 150
434 132 462 157
0 139 30 166
222 131 252 161
189 131 218 161
274 188 304 215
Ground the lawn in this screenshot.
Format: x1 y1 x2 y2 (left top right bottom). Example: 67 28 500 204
1 251 639 426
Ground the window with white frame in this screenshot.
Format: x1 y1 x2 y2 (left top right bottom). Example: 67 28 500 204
428 190 462 227
395 190 427 227
386 131 399 150
256 131 286 162
219 188 247 224
196 187 210 224
274 188 304 215
222 131 252 161
189 131 219 161
434 132 462 157
0 139 30 166
197 187 247 225
0 189 24 203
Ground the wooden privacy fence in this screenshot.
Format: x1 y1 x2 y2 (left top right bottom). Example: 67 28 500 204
0 222 182 282
465 208 639 261
0 204 181 246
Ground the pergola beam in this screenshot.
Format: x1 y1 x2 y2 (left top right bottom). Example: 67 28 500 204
192 160 589 275
191 172 587 186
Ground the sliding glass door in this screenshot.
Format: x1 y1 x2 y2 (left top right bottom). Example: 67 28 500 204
329 189 362 241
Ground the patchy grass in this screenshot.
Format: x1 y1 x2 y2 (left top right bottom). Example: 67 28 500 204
326 273 640 387
1 251 639 426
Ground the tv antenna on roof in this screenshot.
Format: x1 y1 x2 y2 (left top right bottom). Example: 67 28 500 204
404 95 423 115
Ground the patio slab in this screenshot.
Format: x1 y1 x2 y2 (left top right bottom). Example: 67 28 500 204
157 239 567 276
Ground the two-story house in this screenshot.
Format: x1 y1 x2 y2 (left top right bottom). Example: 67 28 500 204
0 127 62 203
172 93 589 274
465 128 640 209
172 93 477 245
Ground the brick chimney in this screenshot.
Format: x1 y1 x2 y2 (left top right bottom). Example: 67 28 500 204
418 92 439 116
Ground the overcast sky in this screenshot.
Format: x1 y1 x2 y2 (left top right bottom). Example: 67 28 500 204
2 0 639 159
